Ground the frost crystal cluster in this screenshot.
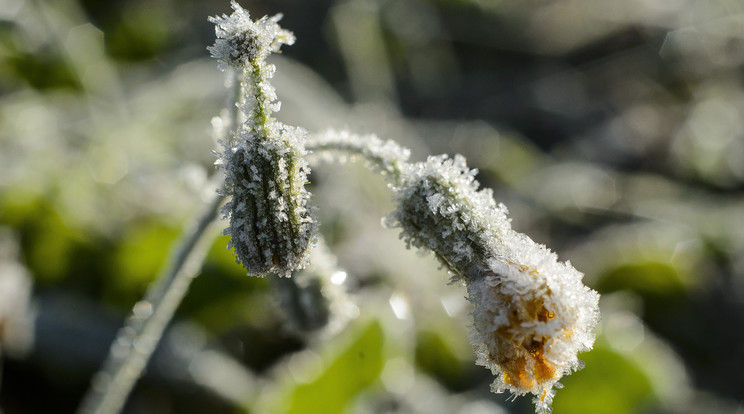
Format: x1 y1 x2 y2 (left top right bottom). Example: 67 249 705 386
210 2 317 277
208 1 295 71
385 155 600 413
307 130 410 180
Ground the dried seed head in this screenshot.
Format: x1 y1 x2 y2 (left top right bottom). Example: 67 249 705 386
385 154 600 413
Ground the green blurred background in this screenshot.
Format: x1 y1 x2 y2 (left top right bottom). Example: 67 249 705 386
1 0 744 413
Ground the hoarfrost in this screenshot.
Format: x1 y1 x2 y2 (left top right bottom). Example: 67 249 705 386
209 7 599 410
210 2 317 277
386 154 600 413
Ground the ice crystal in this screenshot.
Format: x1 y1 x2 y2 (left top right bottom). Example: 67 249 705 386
385 154 600 413
210 2 317 277
208 1 295 71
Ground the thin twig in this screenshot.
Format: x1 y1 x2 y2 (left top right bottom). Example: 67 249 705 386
76 188 224 414
306 131 411 185
77 68 240 414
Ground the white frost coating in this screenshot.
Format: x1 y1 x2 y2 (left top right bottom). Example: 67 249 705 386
307 130 411 181
305 133 599 412
210 2 317 277
210 7 599 411
208 1 295 71
386 154 600 413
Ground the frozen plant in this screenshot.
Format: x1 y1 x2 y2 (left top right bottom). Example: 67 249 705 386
309 133 600 413
209 3 318 277
385 153 600 412
79 3 599 414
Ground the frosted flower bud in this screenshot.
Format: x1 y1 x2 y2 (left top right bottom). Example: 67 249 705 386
208 1 295 70
211 3 317 277
222 126 316 277
273 239 358 335
385 155 600 413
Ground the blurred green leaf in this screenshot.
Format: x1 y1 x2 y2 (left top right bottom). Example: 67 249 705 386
111 220 178 291
597 262 687 298
203 234 252 281
552 347 655 414
415 330 478 391
287 321 385 414
1 195 80 284
105 3 174 62
0 25 80 91
25 209 79 284
177 235 270 333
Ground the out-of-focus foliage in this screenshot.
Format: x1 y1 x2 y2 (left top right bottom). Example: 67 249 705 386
552 347 654 414
286 321 384 414
1 0 744 413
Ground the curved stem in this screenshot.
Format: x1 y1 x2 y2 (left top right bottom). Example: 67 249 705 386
306 131 411 185
76 189 224 414
78 71 241 414
77 129 407 413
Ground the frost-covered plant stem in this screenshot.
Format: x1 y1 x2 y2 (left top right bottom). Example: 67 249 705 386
76 188 224 414
80 3 598 413
77 63 244 414
306 130 410 183
308 130 600 413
